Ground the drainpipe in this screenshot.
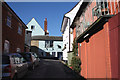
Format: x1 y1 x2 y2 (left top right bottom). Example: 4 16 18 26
68 18 71 52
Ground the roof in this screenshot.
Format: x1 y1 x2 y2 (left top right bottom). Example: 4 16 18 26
26 18 44 32
2 2 28 29
61 16 69 33
70 2 89 28
65 0 84 25
32 36 63 41
61 0 84 32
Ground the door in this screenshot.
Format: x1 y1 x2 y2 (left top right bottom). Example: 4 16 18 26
57 52 63 60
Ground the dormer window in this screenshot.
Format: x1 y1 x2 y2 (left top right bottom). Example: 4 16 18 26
31 25 35 30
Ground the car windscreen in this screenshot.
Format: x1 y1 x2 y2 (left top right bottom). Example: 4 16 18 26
2 55 10 64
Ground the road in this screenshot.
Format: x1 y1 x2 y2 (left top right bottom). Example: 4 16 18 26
21 59 86 80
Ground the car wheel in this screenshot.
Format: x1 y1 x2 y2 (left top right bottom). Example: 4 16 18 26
12 74 18 80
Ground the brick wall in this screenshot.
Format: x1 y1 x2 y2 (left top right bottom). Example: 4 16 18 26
2 3 26 53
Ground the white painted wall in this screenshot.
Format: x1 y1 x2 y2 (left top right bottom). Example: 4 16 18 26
62 19 70 61
26 18 45 36
61 1 84 61
70 28 73 51
26 18 63 58
65 0 84 25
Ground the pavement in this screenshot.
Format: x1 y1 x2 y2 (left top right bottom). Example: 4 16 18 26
21 59 86 80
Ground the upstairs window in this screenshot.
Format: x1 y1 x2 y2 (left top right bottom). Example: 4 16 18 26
45 40 50 48
45 40 53 48
6 12 12 27
50 41 53 47
18 24 22 35
31 25 35 30
6 16 11 27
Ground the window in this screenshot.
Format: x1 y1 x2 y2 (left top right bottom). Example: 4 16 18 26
21 57 26 63
18 24 22 35
52 52 55 57
45 40 50 48
16 48 21 53
45 40 53 48
6 16 11 27
13 56 21 64
4 40 10 54
31 25 35 30
13 56 24 64
50 41 53 47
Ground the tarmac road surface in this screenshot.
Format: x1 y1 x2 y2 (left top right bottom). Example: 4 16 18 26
21 59 86 80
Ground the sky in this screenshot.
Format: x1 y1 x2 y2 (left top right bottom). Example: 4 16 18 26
6 2 78 36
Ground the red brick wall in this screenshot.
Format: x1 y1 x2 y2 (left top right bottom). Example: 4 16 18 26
2 3 26 53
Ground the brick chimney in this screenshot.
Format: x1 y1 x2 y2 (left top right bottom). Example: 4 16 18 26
44 18 49 35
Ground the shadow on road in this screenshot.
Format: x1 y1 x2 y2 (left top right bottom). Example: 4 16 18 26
20 59 86 80
39 56 59 60
62 62 86 80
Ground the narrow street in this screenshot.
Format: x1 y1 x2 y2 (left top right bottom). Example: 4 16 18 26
21 59 85 80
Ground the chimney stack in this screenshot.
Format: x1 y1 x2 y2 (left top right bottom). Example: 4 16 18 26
44 18 49 35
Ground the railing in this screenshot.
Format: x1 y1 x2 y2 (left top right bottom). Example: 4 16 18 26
92 3 110 21
92 0 120 21
76 0 120 39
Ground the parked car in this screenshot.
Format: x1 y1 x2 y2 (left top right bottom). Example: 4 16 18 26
31 52 40 66
19 52 36 70
2 53 28 80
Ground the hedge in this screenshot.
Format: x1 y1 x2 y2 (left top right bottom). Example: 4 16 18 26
71 56 81 73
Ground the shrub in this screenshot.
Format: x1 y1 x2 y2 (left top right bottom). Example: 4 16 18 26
71 56 81 73
72 37 78 56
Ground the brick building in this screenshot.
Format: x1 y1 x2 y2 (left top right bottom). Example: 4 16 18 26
2 2 27 53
